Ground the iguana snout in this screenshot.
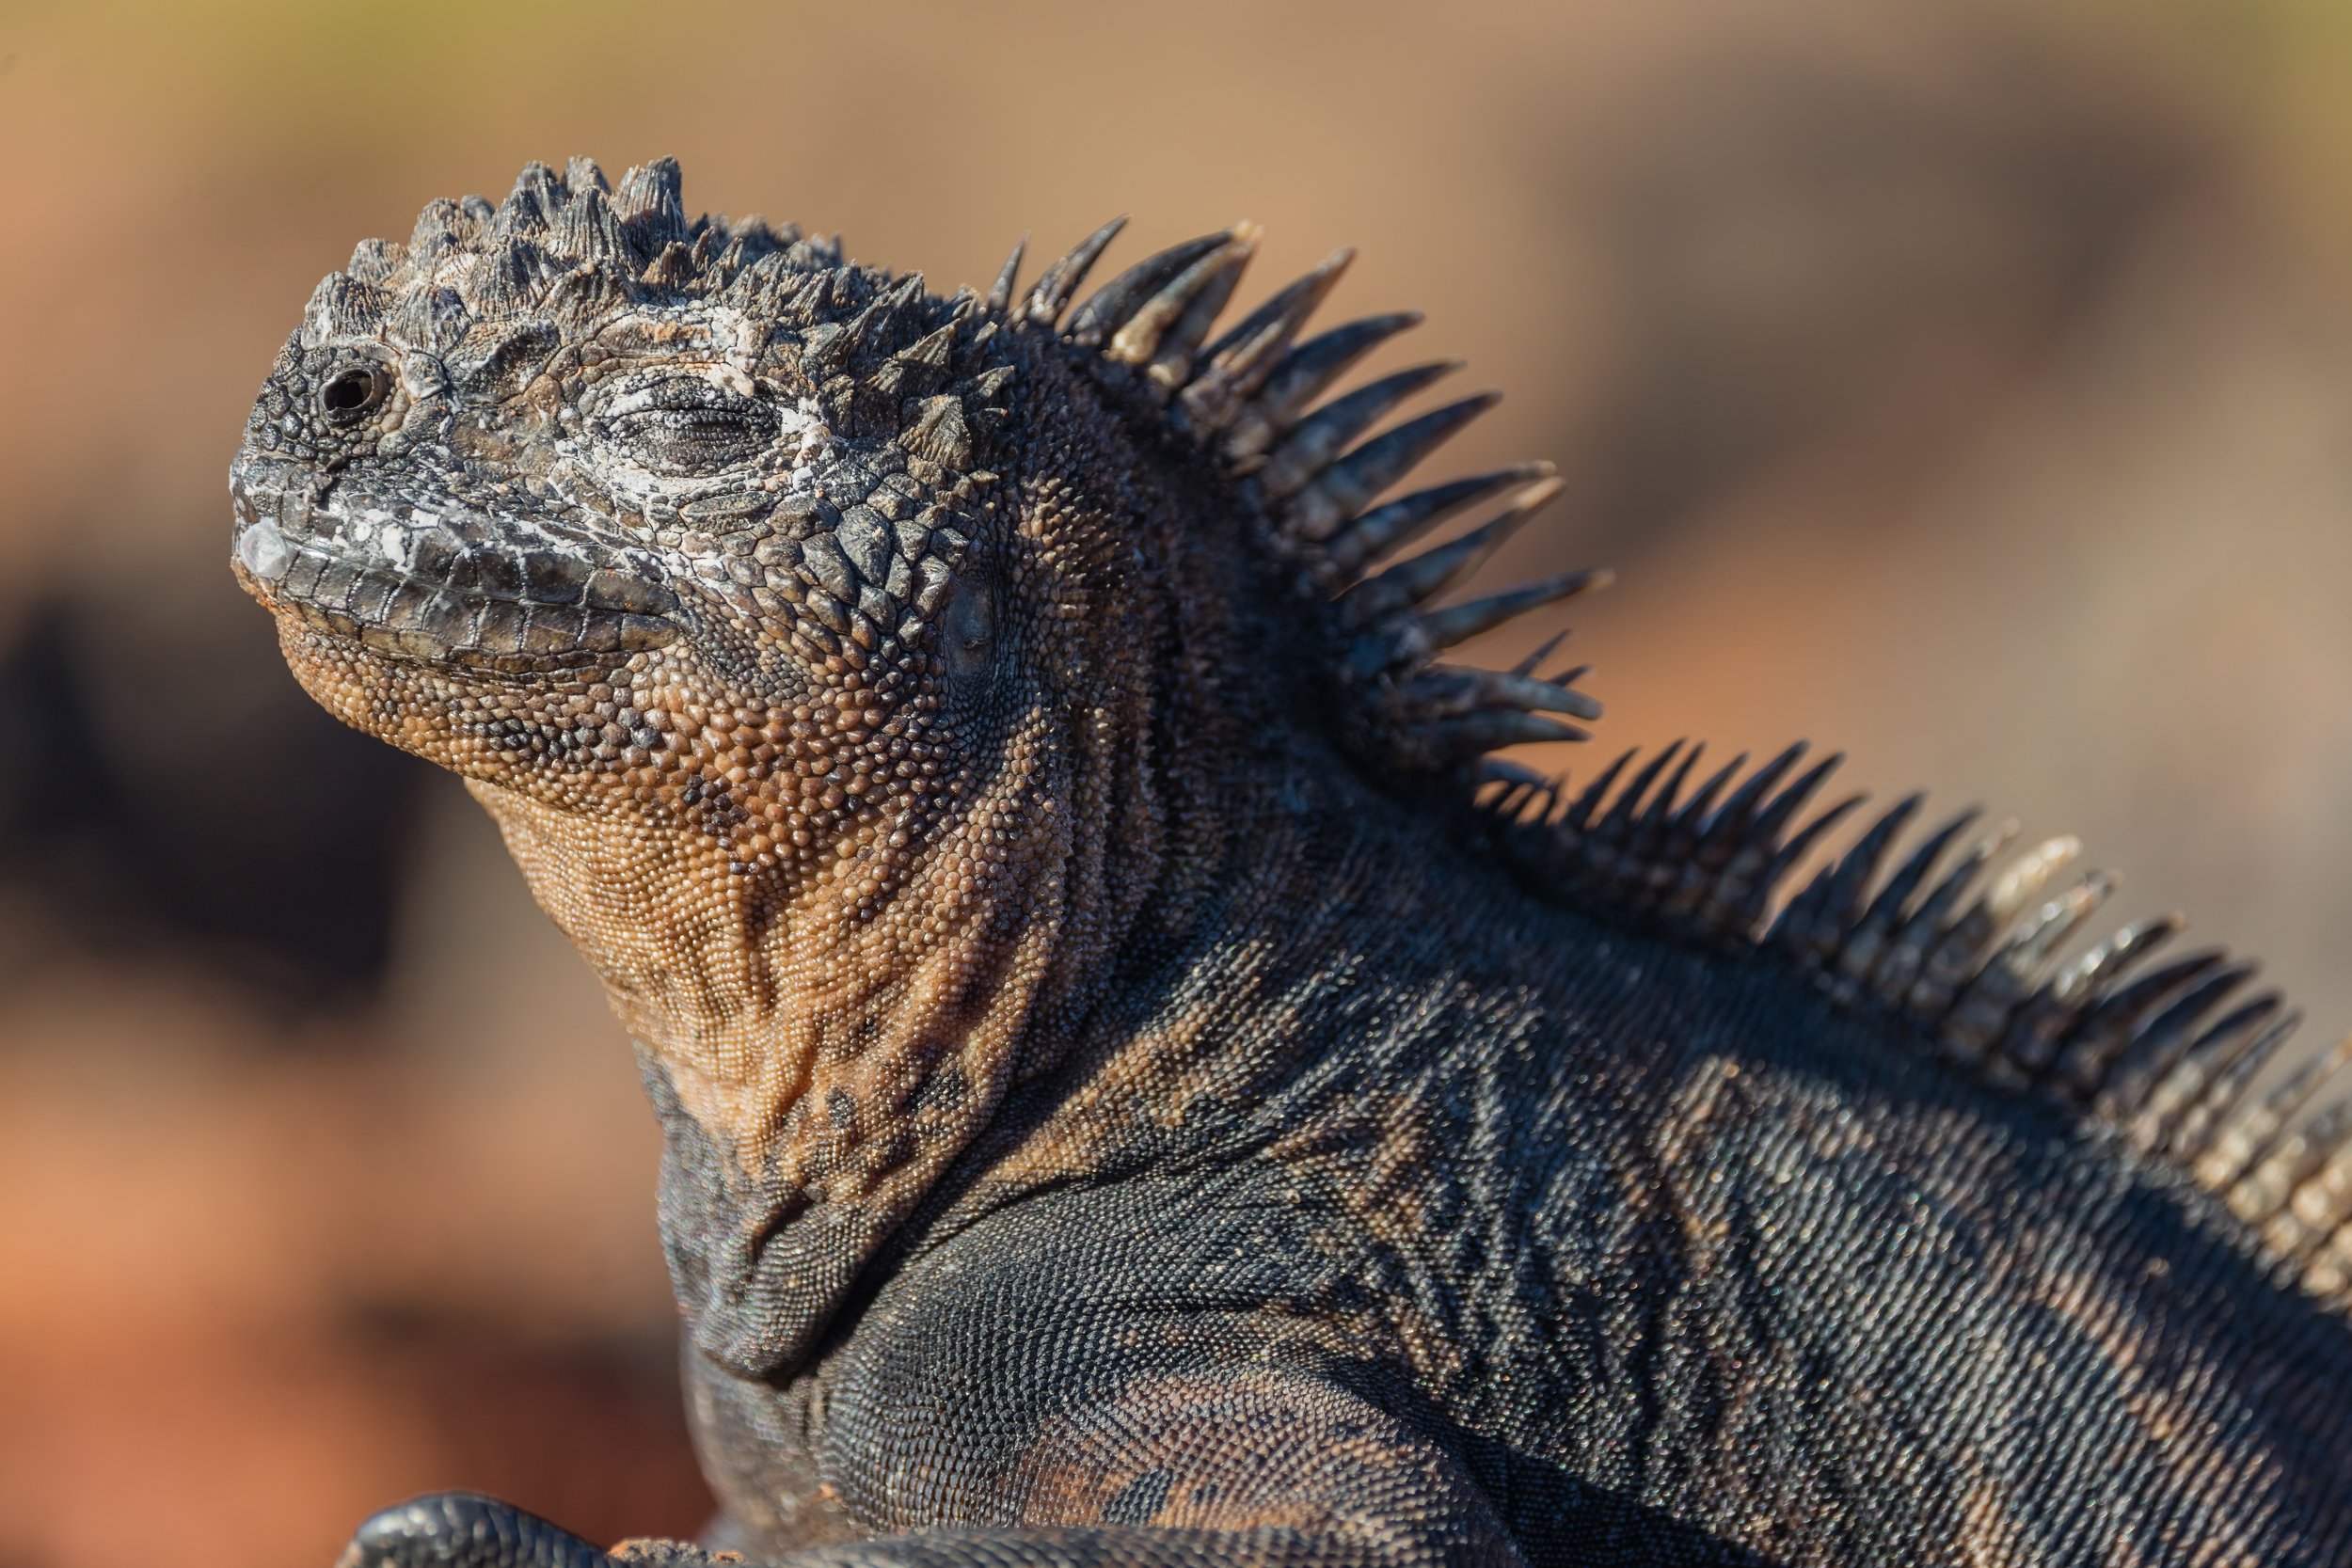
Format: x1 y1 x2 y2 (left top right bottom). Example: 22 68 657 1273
230 445 682 667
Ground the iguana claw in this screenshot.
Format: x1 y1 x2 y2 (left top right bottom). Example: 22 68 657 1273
340 1492 617 1568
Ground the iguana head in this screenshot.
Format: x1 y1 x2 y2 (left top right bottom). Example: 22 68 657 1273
231 156 1603 1372
232 158 1024 840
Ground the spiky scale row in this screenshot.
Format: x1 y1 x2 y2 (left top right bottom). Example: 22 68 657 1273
1464 742 2352 1314
1224 314 1426 470
1024 216 1127 327
1115 231 1258 393
1324 464 1553 578
1064 232 1234 350
1004 221 1610 785
1259 361 1459 501
1019 214 2352 1318
1172 247 1353 439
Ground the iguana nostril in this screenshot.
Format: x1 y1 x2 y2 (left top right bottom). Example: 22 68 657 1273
278 484 316 539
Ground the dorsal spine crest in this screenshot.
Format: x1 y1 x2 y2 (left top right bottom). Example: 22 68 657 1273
989 213 2352 1323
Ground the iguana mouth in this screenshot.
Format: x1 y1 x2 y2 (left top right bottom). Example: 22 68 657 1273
231 471 678 668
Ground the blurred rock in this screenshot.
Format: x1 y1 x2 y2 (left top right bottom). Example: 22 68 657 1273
0 595 432 1009
1552 26 2218 556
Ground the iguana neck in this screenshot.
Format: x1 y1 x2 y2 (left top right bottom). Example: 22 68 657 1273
452 515 1200 1371
471 773 1059 1166
465 728 1104 1375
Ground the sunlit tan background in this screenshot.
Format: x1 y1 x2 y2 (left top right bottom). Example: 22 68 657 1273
3 2 2350 1564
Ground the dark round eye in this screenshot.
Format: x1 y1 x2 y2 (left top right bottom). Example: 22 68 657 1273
318 364 388 422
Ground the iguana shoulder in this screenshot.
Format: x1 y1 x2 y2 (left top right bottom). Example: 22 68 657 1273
230 157 2352 1568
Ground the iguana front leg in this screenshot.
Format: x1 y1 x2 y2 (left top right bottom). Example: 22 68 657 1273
339 1374 1522 1568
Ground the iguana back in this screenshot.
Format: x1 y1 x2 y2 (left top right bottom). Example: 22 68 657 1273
229 157 2352 1566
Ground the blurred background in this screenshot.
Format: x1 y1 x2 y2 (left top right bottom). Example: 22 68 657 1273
3 1 2350 1563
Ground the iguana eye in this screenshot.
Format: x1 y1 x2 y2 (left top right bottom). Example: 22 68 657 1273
317 363 389 423
594 377 778 476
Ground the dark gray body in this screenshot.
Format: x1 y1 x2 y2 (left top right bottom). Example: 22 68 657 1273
656 788 2352 1566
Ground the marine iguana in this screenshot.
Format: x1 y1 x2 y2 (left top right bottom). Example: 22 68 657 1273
230 157 2352 1566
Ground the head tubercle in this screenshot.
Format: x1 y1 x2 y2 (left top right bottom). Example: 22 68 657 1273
301 155 1017 471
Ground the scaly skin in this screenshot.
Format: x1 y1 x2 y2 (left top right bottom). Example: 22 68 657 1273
235 158 2352 1567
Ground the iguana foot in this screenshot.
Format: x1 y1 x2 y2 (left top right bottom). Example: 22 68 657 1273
338 1492 641 1568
